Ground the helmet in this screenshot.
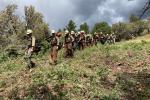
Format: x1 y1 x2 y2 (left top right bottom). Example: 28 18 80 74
26 29 33 34
86 34 90 37
78 31 81 34
71 31 75 34
80 30 85 33
51 30 55 34
89 34 92 37
80 30 85 34
94 32 97 35
65 30 69 34
65 30 69 35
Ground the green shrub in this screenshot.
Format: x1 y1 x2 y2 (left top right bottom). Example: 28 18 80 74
97 67 109 80
32 73 45 85
100 95 119 100
51 64 76 82
0 53 8 63
4 63 20 71
0 80 6 88
5 48 18 58
39 40 50 55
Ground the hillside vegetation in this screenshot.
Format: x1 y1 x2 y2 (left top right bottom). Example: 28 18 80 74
0 4 150 100
0 35 150 100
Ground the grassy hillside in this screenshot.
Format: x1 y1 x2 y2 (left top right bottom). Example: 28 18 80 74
0 36 150 99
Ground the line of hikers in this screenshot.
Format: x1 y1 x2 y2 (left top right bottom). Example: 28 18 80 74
25 29 116 71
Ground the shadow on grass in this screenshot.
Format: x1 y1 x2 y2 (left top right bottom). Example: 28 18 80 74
7 84 69 100
116 69 150 100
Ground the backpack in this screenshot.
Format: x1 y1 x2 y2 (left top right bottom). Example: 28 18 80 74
51 37 58 46
34 39 41 53
65 36 72 43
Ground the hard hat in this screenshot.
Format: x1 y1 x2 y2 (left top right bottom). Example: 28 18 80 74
94 32 97 35
78 31 81 34
89 34 92 37
86 34 90 37
81 30 85 33
71 31 75 34
26 29 33 34
65 30 69 34
80 31 85 34
51 30 55 34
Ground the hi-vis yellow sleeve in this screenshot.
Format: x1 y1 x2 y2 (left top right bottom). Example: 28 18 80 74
32 36 36 47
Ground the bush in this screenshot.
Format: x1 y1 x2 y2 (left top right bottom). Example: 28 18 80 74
39 40 50 55
0 80 6 88
5 48 18 58
100 95 119 100
97 67 109 79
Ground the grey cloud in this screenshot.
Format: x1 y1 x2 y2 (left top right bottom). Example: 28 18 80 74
93 0 148 24
71 0 106 18
0 0 149 30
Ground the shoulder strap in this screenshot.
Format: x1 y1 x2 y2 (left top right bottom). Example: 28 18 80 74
56 37 59 46
32 36 36 47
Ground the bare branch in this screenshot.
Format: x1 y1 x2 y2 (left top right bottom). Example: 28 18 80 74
140 0 150 18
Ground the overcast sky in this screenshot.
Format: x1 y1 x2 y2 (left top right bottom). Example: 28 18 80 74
0 0 149 30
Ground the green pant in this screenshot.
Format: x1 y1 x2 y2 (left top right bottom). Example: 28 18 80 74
25 48 33 69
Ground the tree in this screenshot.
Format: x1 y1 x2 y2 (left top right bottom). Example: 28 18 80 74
0 4 25 48
92 22 111 34
112 22 129 41
130 0 150 18
147 18 150 33
0 4 24 35
79 22 89 34
58 29 62 32
131 20 146 36
129 14 140 23
66 20 76 32
112 22 126 34
24 6 49 40
140 0 150 18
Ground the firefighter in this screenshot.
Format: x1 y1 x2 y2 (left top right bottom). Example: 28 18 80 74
64 30 74 58
49 30 60 65
78 31 86 50
71 31 76 51
25 29 36 72
93 32 99 46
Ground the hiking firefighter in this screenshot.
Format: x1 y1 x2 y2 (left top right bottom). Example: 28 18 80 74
71 31 77 51
49 30 60 65
93 32 99 46
86 34 93 47
111 33 116 44
25 29 36 71
78 31 86 50
99 32 106 45
64 30 74 58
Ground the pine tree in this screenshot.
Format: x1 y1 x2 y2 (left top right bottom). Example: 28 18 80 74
79 22 89 34
66 20 76 32
92 22 111 34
